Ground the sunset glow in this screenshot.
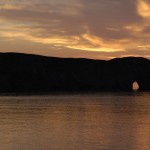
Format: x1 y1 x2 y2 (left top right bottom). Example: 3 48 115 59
0 0 150 59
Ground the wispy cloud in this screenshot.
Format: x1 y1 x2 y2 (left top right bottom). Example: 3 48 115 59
0 0 150 59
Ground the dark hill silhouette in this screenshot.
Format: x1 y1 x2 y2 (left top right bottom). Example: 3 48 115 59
0 52 150 93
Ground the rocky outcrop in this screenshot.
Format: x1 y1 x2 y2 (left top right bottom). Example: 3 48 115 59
0 52 149 92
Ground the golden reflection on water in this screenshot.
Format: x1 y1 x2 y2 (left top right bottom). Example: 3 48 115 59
0 93 149 150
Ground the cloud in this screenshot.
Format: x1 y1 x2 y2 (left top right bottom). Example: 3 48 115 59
0 0 150 59
137 0 150 18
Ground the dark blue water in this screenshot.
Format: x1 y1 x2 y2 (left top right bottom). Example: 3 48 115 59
0 92 149 150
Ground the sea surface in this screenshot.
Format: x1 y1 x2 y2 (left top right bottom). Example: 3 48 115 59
0 92 150 150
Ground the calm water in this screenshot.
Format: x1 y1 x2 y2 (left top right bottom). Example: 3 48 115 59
0 92 150 150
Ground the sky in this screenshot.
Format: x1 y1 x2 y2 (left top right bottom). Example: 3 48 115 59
0 0 150 59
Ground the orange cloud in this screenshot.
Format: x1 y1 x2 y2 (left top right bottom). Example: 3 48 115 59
0 0 150 59
137 0 150 18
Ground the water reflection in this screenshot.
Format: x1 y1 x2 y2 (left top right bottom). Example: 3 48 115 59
0 93 149 150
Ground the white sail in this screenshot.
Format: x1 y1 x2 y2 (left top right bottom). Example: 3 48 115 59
132 81 139 91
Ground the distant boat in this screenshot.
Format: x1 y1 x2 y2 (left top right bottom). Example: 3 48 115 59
132 81 139 91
